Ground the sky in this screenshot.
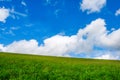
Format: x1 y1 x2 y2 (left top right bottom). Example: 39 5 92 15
0 0 120 60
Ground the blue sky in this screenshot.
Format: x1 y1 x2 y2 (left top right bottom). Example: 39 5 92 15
0 0 120 60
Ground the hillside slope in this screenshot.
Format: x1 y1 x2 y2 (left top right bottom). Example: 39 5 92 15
0 52 120 80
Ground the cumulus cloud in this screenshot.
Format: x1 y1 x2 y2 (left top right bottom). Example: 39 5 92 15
99 29 120 50
0 18 120 59
0 44 5 52
80 0 106 14
0 7 10 23
115 8 120 16
5 40 39 54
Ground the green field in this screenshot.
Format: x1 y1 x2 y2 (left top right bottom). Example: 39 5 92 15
0 52 120 80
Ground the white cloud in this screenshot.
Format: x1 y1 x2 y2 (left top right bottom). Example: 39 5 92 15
5 30 15 36
0 18 120 59
2 36 77 56
76 18 106 53
37 35 77 56
95 54 119 60
21 1 27 6
0 7 27 21
0 44 5 52
10 26 19 30
10 8 27 17
115 9 120 16
0 7 10 23
80 0 106 14
99 29 120 50
5 40 39 54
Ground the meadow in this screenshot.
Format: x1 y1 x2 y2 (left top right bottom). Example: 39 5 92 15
0 52 120 80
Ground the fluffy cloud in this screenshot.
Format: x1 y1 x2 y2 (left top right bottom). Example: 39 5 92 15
0 44 5 52
0 18 120 59
0 7 10 23
37 35 77 56
5 40 38 54
115 8 120 16
99 29 120 50
80 0 106 14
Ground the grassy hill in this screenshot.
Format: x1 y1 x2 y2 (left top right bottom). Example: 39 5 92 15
0 52 120 80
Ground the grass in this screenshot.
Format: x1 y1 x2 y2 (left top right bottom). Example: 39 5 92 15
0 52 120 80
